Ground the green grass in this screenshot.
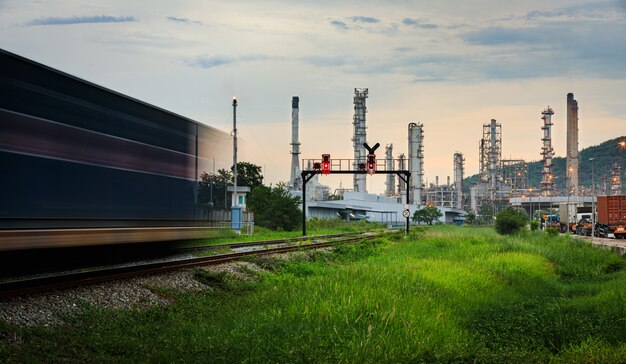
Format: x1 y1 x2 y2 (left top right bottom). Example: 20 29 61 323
184 219 388 248
2 227 625 363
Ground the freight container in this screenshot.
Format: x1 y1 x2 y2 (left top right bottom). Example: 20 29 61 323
596 195 626 239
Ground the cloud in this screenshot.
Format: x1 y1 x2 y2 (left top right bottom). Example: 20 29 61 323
329 17 397 34
351 16 379 23
24 15 137 26
411 76 448 83
402 18 437 29
184 54 271 69
462 27 559 45
330 20 349 31
301 55 349 67
460 20 626 80
166 16 203 25
394 47 414 52
185 55 235 69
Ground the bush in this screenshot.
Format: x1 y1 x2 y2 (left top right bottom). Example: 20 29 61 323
530 220 540 231
495 207 529 235
545 227 559 236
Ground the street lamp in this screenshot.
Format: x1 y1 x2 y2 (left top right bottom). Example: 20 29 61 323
590 157 595 237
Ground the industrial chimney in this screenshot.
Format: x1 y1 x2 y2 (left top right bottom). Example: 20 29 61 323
397 153 406 197
453 152 464 210
384 144 395 196
290 96 302 190
408 122 424 205
352 89 368 193
566 93 579 195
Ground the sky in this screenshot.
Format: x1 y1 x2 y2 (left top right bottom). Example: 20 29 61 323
1 0 625 194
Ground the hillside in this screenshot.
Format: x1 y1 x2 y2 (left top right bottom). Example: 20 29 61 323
464 136 626 194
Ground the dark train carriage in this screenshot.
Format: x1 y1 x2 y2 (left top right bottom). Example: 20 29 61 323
0 49 229 249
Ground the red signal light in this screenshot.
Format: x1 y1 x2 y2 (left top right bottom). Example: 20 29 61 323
366 154 376 174
321 154 331 175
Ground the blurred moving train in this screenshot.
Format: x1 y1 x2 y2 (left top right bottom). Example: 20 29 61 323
0 49 230 251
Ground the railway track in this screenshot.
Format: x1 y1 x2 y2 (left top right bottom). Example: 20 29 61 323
0 231 389 298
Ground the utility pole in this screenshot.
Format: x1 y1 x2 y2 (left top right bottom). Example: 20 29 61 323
231 96 242 233
590 157 595 237
232 97 238 207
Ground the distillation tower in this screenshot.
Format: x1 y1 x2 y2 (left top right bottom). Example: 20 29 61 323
397 153 406 197
454 152 465 210
352 88 368 193
290 96 302 190
566 93 579 195
540 107 555 196
384 144 395 196
408 123 424 205
479 119 502 199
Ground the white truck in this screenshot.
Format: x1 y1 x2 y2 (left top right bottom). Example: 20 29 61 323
558 203 592 234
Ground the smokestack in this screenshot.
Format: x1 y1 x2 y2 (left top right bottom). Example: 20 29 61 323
566 93 579 195
454 152 464 210
290 96 302 190
384 144 395 196
408 123 424 205
397 153 406 196
353 88 368 193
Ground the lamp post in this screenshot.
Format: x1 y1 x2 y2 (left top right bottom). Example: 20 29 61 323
590 157 595 237
567 167 573 234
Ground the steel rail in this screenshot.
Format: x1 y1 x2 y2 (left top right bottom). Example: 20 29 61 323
181 230 385 251
0 235 378 298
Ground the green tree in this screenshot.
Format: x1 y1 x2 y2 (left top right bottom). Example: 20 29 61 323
495 207 528 235
478 202 495 225
412 205 443 225
216 162 264 189
197 171 229 210
248 183 302 231
237 162 263 189
465 212 476 225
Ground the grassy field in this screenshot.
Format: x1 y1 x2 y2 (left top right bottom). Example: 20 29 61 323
2 226 626 362
186 218 388 247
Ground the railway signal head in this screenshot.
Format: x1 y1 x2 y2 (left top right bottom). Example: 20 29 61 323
366 154 376 174
313 162 321 172
321 154 331 175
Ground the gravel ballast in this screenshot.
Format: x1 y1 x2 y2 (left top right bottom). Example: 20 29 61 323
0 261 263 328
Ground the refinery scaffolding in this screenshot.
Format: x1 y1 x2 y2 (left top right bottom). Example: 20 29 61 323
426 176 457 209
611 163 622 195
478 119 502 200
501 159 528 197
540 107 555 196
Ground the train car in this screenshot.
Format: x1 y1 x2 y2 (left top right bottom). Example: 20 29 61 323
0 49 230 250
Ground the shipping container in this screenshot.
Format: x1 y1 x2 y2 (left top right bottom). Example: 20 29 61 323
596 195 626 238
